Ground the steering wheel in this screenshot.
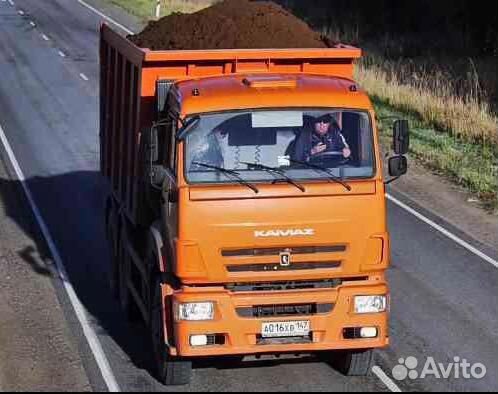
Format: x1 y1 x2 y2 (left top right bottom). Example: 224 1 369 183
310 151 350 166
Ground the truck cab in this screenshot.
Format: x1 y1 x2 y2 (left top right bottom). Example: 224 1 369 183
100 25 409 385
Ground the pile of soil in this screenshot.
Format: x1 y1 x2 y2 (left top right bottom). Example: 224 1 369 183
129 0 330 50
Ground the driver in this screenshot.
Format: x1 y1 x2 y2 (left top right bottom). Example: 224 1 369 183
290 114 351 162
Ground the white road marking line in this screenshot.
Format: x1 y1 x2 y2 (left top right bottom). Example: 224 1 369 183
372 366 402 392
8 0 14 5
79 73 89 81
58 50 66 58
30 21 36 27
41 34 50 41
77 0 134 35
18 9 24 15
387 194 498 269
0 123 121 392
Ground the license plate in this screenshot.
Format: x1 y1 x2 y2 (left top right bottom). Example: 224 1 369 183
262 321 310 338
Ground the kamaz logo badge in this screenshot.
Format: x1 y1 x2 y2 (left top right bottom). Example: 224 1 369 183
254 229 315 238
280 251 291 267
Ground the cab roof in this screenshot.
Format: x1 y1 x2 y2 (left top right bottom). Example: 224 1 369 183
174 74 373 115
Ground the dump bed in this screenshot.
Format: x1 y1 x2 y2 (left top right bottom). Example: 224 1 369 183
99 24 361 225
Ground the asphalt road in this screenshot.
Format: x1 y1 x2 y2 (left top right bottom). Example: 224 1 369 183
0 0 497 391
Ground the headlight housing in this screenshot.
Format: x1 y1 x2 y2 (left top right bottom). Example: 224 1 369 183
354 295 387 314
175 302 215 321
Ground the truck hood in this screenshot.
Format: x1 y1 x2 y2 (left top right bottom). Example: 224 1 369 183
175 181 388 284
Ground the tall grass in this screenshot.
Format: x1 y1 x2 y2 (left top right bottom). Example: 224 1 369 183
355 58 498 146
108 0 214 20
375 101 498 211
159 0 215 15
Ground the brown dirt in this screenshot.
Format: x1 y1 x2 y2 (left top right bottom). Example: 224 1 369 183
129 0 330 50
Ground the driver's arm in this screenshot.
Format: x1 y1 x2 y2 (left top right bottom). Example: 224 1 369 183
338 132 351 158
311 143 327 156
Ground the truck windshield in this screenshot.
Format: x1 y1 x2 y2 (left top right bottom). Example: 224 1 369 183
185 109 375 184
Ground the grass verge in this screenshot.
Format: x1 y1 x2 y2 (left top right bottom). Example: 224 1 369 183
374 99 498 212
106 0 213 20
355 62 498 146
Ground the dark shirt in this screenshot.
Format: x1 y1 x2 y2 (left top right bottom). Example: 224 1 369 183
311 128 349 154
290 124 349 162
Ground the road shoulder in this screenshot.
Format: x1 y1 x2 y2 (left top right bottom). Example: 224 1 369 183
389 159 498 255
0 156 91 391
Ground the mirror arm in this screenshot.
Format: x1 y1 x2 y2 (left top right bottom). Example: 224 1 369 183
384 176 401 185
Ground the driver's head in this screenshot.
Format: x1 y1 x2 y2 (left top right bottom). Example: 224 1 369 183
212 127 228 139
314 114 334 136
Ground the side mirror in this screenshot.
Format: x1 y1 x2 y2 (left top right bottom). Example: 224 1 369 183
151 165 167 187
393 120 410 155
389 156 408 177
144 127 165 188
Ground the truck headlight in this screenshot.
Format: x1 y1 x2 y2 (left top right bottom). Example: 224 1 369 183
354 296 387 314
176 302 215 321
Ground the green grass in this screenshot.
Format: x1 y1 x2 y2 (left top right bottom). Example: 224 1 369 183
374 98 498 212
107 0 213 20
355 62 498 146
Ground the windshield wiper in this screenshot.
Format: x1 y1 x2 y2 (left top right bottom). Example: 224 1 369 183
240 162 306 193
191 162 259 194
289 159 352 191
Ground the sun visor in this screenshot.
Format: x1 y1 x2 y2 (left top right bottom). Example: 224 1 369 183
251 111 304 128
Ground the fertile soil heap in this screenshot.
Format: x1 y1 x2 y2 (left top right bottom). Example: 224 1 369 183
129 0 330 50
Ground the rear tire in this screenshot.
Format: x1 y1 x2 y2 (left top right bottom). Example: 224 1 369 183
150 276 192 386
325 349 374 377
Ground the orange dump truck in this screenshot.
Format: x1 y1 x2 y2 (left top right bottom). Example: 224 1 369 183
100 24 409 385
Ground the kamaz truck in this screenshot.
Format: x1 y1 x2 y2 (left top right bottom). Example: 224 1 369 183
100 24 409 385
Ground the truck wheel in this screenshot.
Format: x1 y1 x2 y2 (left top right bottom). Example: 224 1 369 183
150 277 192 386
119 248 141 322
325 349 374 377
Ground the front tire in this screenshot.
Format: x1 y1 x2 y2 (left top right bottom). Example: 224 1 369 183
150 276 192 386
325 349 374 377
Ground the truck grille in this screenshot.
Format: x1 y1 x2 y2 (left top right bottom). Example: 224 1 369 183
225 277 368 292
222 245 346 257
237 303 334 318
227 261 341 273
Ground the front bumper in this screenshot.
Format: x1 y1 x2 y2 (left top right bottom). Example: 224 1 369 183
169 280 389 357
